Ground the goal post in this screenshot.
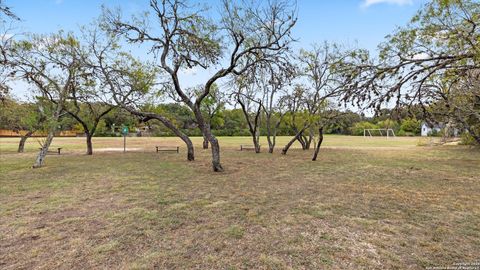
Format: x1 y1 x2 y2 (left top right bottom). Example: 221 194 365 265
363 129 396 138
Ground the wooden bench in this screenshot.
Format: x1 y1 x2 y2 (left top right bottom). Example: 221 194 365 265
39 147 62 155
156 146 179 153
240 145 259 151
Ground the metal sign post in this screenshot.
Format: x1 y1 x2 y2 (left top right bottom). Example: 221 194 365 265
122 126 129 153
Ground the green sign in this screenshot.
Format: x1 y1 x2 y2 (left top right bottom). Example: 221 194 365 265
122 126 129 135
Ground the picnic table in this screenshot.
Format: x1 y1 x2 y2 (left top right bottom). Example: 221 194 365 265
240 145 259 151
156 146 179 153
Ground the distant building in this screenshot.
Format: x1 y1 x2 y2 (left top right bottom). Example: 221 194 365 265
421 122 442 136
421 122 460 137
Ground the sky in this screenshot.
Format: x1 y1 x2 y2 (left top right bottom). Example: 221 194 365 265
4 0 428 99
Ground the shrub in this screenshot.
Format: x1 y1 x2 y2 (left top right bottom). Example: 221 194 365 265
397 129 406 136
350 121 378 136
400 118 421 135
377 119 399 131
459 132 479 145
397 130 416 137
429 128 443 137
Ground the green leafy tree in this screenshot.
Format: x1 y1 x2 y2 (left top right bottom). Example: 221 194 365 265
81 24 196 161
324 111 362 135
283 43 350 159
377 119 399 132
400 118 421 135
350 121 378 136
0 96 47 152
340 0 480 144
103 0 297 172
10 32 87 168
220 109 248 136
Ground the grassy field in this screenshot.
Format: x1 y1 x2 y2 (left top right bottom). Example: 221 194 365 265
0 136 479 269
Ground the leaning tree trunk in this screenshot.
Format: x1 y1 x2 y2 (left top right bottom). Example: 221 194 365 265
126 108 195 161
177 130 195 161
33 104 62 168
282 126 309 155
195 107 223 171
312 127 324 161
86 132 93 155
297 134 307 150
18 130 34 153
33 130 55 168
158 119 195 161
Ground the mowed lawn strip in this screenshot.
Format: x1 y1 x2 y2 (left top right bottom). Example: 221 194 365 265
0 137 479 269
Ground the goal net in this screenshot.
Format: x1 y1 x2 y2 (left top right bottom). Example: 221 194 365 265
363 129 396 138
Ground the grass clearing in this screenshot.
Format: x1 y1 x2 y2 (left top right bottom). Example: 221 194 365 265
0 136 479 269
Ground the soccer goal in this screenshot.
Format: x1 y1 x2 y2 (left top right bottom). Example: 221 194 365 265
363 129 396 138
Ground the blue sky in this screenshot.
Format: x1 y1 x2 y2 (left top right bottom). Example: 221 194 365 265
7 0 426 51
5 0 427 99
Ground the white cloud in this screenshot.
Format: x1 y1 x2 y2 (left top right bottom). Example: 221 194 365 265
412 52 429 60
361 0 413 8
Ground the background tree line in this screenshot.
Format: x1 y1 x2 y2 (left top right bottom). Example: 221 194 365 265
1 95 428 138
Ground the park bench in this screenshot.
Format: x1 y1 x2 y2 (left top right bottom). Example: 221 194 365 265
38 147 62 155
240 145 260 151
156 146 179 153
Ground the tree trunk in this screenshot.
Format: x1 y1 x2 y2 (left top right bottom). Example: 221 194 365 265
282 127 308 155
33 103 62 168
237 97 262 154
467 128 480 145
185 136 195 161
203 136 209 149
253 132 261 153
32 131 55 168
267 118 282 154
202 123 210 149
125 108 195 161
86 133 93 155
267 137 274 153
266 117 279 154
312 127 324 161
266 115 274 153
305 128 314 150
207 132 223 172
159 120 195 161
194 107 223 171
297 134 307 150
17 130 34 153
162 122 195 161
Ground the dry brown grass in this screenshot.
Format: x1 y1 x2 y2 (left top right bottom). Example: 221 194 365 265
0 136 479 269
